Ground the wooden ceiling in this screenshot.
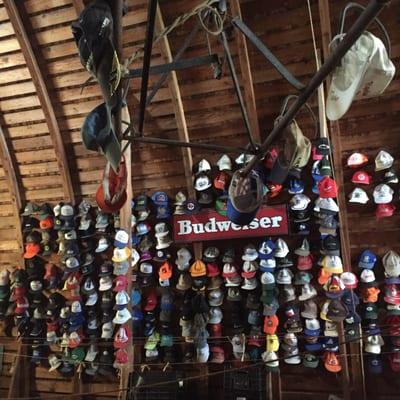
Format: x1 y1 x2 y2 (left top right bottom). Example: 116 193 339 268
0 0 397 270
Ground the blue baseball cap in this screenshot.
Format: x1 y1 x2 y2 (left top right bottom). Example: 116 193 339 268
131 289 141 306
151 192 169 206
304 342 322 353
258 240 276 260
288 178 305 194
312 180 319 195
367 355 383 375
358 250 377 269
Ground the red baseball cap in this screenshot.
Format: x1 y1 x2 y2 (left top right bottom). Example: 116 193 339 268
44 263 57 279
23 243 40 259
263 315 279 335
376 203 396 219
351 171 371 185
209 323 222 337
39 216 54 230
13 286 26 299
46 321 59 332
247 335 263 347
214 172 229 191
264 148 278 169
267 183 283 199
115 348 129 364
312 146 323 161
144 290 158 312
297 255 313 270
207 263 220 277
114 325 132 349
96 157 127 213
318 177 338 198
113 275 128 292
389 352 400 372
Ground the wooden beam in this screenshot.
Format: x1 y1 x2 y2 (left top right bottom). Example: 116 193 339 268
0 125 23 264
229 0 261 143
8 343 30 399
71 0 85 15
4 0 75 204
317 1 365 399
155 5 202 259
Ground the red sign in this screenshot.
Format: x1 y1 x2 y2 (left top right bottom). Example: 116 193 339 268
173 205 288 243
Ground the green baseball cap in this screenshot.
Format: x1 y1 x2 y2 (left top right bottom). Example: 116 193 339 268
71 347 85 364
303 353 319 368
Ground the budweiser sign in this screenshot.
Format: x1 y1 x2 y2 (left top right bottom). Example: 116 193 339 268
173 205 288 243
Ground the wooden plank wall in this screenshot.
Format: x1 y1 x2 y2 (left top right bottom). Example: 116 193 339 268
0 0 398 398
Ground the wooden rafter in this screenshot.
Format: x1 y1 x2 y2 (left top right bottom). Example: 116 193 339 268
317 1 365 399
155 5 202 261
0 125 23 264
4 0 75 204
71 0 85 15
230 0 261 143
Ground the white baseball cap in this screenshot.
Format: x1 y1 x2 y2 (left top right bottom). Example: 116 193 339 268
274 238 289 258
349 188 369 204
373 184 393 204
290 194 311 211
217 154 232 171
383 250 400 277
375 150 394 171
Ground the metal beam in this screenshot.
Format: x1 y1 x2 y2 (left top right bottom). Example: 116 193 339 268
128 135 252 154
0 126 23 264
126 54 219 78
4 0 75 203
240 0 391 177
231 17 306 91
230 0 261 143
138 0 158 134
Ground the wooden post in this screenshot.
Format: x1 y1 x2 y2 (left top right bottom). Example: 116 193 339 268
7 343 30 399
154 5 203 260
229 0 261 144
71 0 84 15
0 124 24 264
318 1 366 399
4 0 75 204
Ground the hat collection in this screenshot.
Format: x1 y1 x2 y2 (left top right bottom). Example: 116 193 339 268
347 150 397 218
11 201 131 375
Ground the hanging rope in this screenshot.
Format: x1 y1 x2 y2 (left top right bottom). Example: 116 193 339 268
123 0 225 71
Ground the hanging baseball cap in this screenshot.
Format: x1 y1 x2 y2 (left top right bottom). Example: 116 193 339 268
274 238 289 258
217 154 232 171
258 240 275 259
288 178 305 195
114 229 129 249
194 174 212 192
383 250 400 277
318 177 338 199
289 194 311 211
347 152 368 168
373 184 394 204
351 170 371 185
383 168 398 184
349 188 369 204
376 203 396 219
322 255 343 274
227 170 263 226
375 150 394 171
358 250 377 269
341 272 358 289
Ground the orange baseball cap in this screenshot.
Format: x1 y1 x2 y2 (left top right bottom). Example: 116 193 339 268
361 287 380 303
23 243 40 259
324 352 342 373
263 315 279 335
39 216 54 230
318 268 332 285
159 262 173 280
190 260 207 277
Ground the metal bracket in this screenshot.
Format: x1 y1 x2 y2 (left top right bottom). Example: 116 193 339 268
231 17 306 91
